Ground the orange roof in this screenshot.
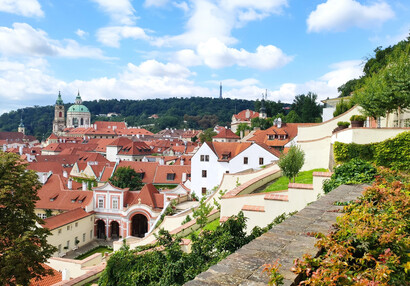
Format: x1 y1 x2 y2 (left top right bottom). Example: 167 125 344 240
117 141 152 156
93 138 116 153
116 128 154 136
48 133 58 140
213 128 240 139
117 161 159 184
124 184 164 209
206 142 252 161
35 155 78 164
233 109 259 121
42 208 93 230
99 166 115 182
107 137 132 147
30 264 62 286
153 165 190 184
94 121 127 130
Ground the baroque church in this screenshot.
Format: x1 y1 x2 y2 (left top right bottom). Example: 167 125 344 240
53 91 91 135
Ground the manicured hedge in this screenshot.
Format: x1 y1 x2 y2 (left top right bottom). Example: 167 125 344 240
333 131 410 171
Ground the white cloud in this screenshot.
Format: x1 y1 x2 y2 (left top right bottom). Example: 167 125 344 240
90 0 136 25
184 38 292 70
174 49 202 66
0 23 107 59
0 0 43 17
307 0 394 33
97 26 150 47
75 29 88 38
223 85 266 101
144 0 169 7
208 78 260 88
271 60 363 103
172 1 189 12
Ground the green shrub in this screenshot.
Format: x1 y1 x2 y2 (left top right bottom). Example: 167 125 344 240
337 121 350 127
323 158 377 194
294 172 410 285
350 114 366 121
333 141 376 163
374 131 410 171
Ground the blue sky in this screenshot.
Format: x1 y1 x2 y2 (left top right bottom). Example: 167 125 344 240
0 0 408 115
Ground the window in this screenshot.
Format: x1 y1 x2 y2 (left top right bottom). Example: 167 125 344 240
259 157 264 165
200 155 209 162
167 173 176 181
243 157 248 164
205 155 209 161
202 170 207 178
200 155 204 161
112 198 118 209
75 222 78 227
67 225 70 231
98 197 104 208
66 240 70 248
83 233 86 242
58 244 61 253
58 229 62 234
202 187 207 195
90 230 93 239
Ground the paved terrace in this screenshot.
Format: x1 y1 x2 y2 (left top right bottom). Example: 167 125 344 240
185 184 365 286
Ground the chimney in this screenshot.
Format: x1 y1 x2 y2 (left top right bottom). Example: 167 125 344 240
62 269 70 281
180 158 184 166
42 173 47 184
19 146 23 156
2 144 6 152
182 172 187 182
82 182 87 191
159 157 164 165
63 171 68 178
68 179 72 190
245 109 250 119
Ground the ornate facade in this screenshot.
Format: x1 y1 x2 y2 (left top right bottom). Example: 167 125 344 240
66 92 91 128
53 91 66 135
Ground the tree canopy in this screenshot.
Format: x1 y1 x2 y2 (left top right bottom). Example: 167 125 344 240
290 92 322 123
109 166 143 191
0 151 56 285
199 128 217 143
278 145 305 183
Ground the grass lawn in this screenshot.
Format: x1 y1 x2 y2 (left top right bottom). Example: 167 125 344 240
262 168 328 193
75 246 113 260
184 219 220 238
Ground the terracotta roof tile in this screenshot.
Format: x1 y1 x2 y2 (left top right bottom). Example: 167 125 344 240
30 264 62 286
42 208 93 230
153 165 190 184
233 109 259 121
213 128 240 139
117 161 159 184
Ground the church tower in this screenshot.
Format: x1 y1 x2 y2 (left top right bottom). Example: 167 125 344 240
18 118 25 135
259 89 267 119
53 91 66 135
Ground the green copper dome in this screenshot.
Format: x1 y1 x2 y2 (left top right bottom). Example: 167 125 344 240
67 104 90 113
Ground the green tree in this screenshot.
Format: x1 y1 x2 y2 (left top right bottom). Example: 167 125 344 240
199 128 217 143
235 123 252 136
109 166 143 191
0 151 56 285
278 145 305 183
355 44 410 126
285 110 302 123
192 197 214 229
290 92 322 123
251 117 272 130
333 98 353 117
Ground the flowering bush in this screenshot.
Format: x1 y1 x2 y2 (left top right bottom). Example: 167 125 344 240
293 169 410 285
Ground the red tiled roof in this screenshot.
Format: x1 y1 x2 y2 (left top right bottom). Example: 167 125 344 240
35 155 78 164
124 184 164 209
205 142 252 161
94 121 127 130
107 137 132 147
42 208 93 230
99 166 115 182
48 133 58 140
153 165 190 184
116 128 154 136
213 128 240 139
233 109 259 121
117 141 152 156
30 264 62 286
117 161 159 184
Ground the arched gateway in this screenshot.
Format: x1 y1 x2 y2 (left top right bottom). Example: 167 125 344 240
131 214 148 238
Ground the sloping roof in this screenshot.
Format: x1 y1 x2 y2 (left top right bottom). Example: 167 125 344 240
35 155 78 164
117 141 152 156
117 161 159 184
42 208 93 230
116 128 154 136
153 165 190 184
233 109 259 121
107 137 132 147
94 121 127 130
124 183 164 209
206 142 252 161
99 166 115 182
30 264 62 286
213 128 240 139
0 131 37 142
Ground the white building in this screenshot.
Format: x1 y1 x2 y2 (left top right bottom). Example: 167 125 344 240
191 142 280 198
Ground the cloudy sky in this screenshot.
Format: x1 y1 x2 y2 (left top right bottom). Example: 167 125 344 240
0 0 408 114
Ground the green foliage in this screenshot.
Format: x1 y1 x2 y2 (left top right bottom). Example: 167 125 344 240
284 110 301 123
235 123 252 136
337 121 350 127
199 128 217 143
338 78 364 98
349 114 366 121
109 166 143 191
333 98 353 117
294 171 410 285
374 131 410 171
278 145 305 183
333 132 410 171
333 141 376 164
181 215 192 225
72 176 97 190
290 92 322 123
251 117 273 130
99 211 295 286
192 197 214 229
75 246 113 260
354 42 410 123
263 261 284 286
323 158 377 194
0 151 57 285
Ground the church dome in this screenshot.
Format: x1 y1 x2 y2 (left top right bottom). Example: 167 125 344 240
67 104 90 113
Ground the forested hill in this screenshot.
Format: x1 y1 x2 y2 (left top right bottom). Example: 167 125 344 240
0 97 261 139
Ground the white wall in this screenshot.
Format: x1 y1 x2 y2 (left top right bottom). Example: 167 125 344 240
106 146 119 162
229 144 278 174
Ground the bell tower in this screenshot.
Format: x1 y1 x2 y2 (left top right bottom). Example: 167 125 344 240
53 91 66 135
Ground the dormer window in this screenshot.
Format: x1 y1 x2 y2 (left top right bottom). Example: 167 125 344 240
167 173 176 181
221 152 231 160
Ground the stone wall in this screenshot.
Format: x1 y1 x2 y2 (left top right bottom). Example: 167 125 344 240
185 184 365 286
